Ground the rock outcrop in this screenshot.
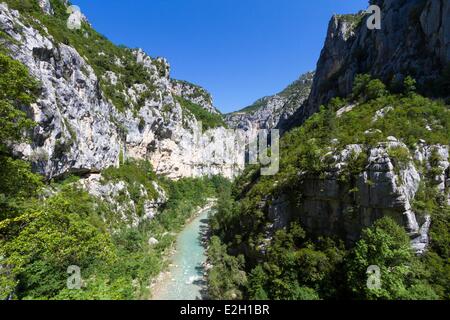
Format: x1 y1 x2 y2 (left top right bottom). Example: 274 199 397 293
38 0 53 15
225 72 314 134
266 139 449 252
79 174 168 228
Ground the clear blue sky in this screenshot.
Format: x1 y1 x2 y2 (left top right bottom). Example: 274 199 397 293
73 0 368 113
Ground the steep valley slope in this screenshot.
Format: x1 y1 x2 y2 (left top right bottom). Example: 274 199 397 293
207 0 450 301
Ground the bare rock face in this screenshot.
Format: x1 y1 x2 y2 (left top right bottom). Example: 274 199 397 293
420 0 450 64
267 140 449 253
0 3 243 180
289 0 450 128
226 95 286 133
79 174 168 227
0 5 121 177
38 0 53 15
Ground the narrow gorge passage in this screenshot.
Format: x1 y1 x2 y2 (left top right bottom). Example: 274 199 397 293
151 208 212 300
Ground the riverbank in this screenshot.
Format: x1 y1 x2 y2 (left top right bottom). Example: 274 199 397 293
150 201 216 300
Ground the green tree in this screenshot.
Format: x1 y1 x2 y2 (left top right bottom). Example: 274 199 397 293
352 74 371 100
0 187 116 299
352 74 387 101
403 76 417 96
0 53 38 148
247 266 269 300
207 236 247 300
346 217 437 300
438 64 450 97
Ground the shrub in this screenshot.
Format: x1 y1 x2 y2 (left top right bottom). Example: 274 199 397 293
346 217 410 299
0 187 116 299
403 76 417 95
0 53 43 217
352 74 387 101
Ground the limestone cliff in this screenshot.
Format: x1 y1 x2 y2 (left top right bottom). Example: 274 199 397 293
279 0 450 251
266 139 449 254
171 79 221 115
0 1 243 181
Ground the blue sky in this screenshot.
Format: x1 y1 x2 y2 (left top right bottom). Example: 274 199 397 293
73 0 368 113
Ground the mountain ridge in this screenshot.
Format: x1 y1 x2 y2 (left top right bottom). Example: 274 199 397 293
225 72 314 133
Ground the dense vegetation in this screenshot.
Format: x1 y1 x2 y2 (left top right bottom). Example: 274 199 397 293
1 172 226 300
207 75 450 300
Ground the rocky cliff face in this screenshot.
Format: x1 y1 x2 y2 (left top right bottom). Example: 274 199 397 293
266 138 449 253
78 173 168 228
0 2 243 181
288 0 450 128
225 72 314 134
38 0 52 14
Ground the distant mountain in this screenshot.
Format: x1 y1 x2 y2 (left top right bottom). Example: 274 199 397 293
225 72 314 133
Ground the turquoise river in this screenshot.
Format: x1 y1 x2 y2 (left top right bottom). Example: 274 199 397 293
151 208 212 300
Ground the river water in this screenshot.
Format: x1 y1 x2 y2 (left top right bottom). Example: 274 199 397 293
151 208 211 300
